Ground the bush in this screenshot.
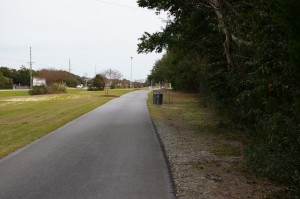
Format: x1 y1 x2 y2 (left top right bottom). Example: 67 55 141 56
245 113 300 196
87 87 100 91
28 84 67 95
47 83 67 94
110 84 115 89
28 85 47 95
65 77 79 88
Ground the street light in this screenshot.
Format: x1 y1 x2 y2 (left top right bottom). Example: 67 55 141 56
28 47 34 89
130 57 133 89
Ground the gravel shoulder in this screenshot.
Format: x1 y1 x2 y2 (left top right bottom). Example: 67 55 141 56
148 91 285 199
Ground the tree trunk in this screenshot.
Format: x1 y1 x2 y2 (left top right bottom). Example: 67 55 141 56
208 0 234 72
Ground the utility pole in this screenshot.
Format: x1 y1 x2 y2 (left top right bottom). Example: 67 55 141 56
84 73 88 87
28 47 34 89
130 57 133 89
69 59 71 73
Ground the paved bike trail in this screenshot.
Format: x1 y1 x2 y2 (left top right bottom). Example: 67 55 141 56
0 90 175 199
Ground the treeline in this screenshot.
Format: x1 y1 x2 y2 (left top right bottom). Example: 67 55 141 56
0 66 31 88
0 66 146 90
100 69 145 89
0 66 85 89
36 69 85 87
138 0 299 196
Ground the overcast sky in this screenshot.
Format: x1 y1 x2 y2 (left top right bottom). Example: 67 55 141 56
0 0 166 80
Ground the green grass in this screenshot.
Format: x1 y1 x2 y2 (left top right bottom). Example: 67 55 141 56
147 91 216 133
147 90 244 156
0 90 29 97
0 89 132 158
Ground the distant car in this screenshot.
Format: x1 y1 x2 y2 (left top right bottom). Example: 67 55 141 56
76 84 83 88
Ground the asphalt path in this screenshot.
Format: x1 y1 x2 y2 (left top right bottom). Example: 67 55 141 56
0 90 175 199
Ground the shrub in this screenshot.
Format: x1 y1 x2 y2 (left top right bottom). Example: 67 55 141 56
28 83 67 95
110 84 115 89
47 83 67 94
65 77 79 88
28 85 47 95
87 87 100 91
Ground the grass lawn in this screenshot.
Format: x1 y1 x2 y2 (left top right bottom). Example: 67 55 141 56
0 89 132 158
147 90 242 153
148 90 217 133
0 90 30 97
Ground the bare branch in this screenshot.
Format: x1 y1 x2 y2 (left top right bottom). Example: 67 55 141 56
231 34 252 46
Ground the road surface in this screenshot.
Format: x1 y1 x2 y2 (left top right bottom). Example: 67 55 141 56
0 90 175 199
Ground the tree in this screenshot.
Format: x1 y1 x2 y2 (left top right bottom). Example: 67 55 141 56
0 73 13 89
88 74 105 91
102 69 123 88
138 0 300 195
15 66 30 86
36 69 84 87
36 69 70 84
0 67 14 79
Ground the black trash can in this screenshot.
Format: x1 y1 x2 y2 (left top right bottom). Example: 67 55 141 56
153 91 163 105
